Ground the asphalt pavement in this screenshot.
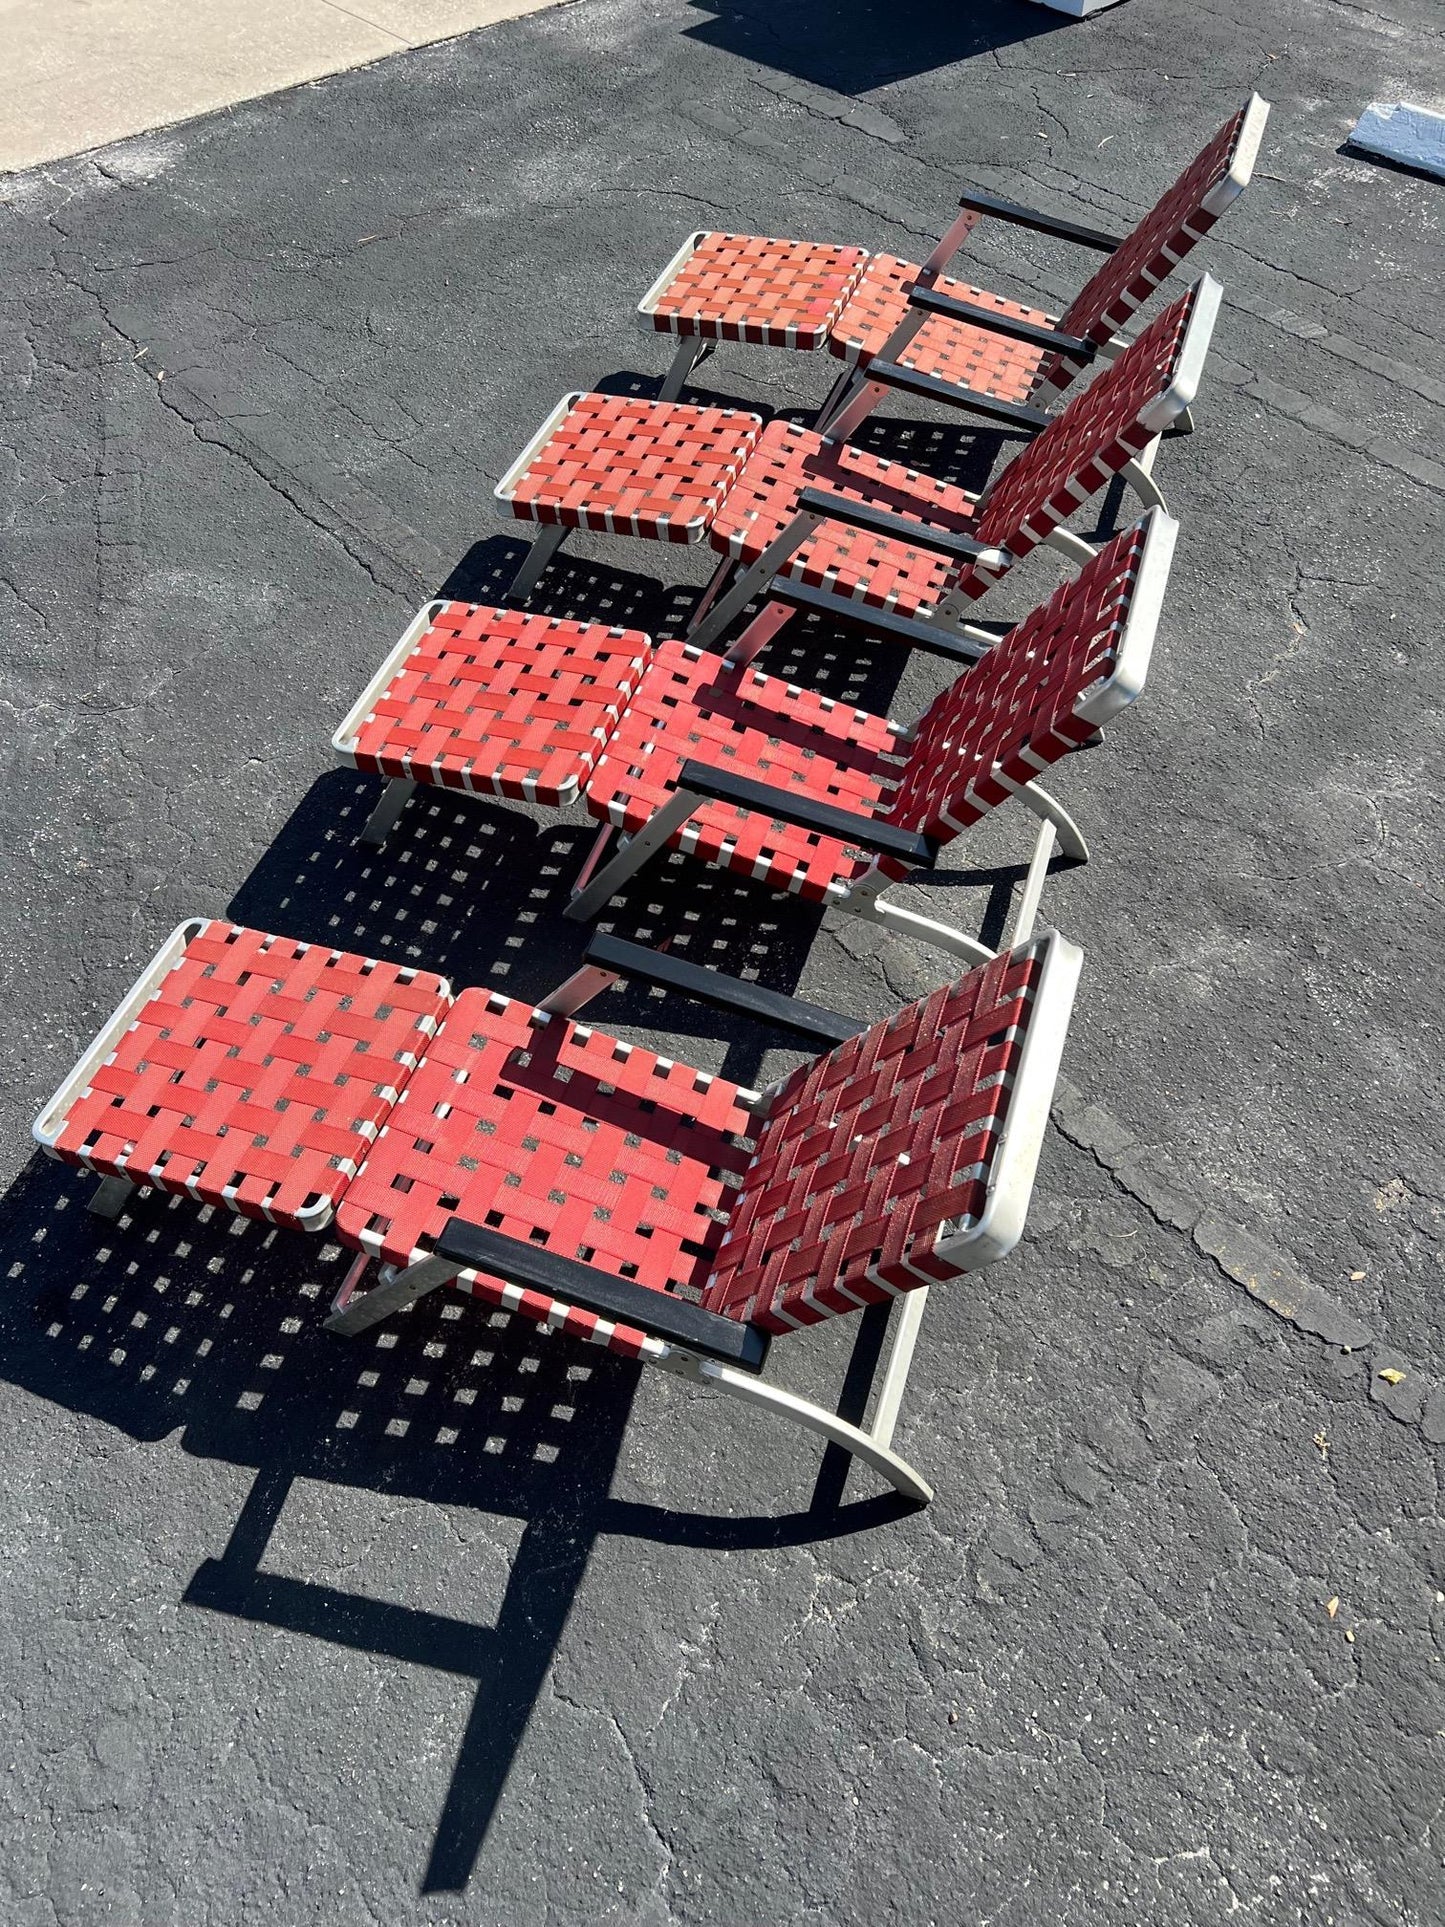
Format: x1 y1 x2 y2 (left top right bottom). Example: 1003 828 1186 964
2 0 1444 1920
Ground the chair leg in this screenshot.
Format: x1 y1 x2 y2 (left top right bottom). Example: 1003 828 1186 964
695 1356 933 1506
564 789 699 921
1042 525 1100 570
505 523 569 601
866 1288 931 1453
688 556 738 634
1007 820 1058 950
1120 455 1168 514
722 598 796 668
814 364 861 433
1012 779 1088 864
324 1253 460 1336
686 511 819 652
360 777 416 847
837 891 995 967
88 1174 136 1219
658 338 706 404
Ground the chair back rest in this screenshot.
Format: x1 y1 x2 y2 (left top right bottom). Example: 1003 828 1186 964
880 509 1176 865
1038 94 1268 395
701 930 1082 1333
953 275 1216 602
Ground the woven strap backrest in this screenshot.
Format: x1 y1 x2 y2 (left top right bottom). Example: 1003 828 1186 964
959 282 1201 598
880 519 1150 858
1038 98 1261 395
701 948 1041 1332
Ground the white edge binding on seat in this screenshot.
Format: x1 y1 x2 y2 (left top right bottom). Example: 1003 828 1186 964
635 230 709 330
494 393 586 508
32 917 212 1155
332 600 448 764
1141 273 1221 436
1077 507 1179 727
1205 93 1271 214
933 927 1084 1274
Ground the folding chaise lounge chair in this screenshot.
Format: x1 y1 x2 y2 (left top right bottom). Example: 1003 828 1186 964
35 914 1082 1506
336 505 1175 953
636 95 1267 427
494 276 1217 664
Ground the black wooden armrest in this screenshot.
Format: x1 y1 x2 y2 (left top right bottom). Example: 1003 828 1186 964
795 487 1006 568
583 932 865 1047
678 759 938 871
434 1221 770 1372
959 187 1124 253
865 360 1053 435
767 579 992 664
905 285 1098 363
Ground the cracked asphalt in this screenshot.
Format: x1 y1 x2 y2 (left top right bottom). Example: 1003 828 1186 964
3 0 1444 1920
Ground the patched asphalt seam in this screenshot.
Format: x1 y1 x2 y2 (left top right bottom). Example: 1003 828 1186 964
1050 1076 1445 1445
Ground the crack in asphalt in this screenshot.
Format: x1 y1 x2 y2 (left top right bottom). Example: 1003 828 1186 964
1049 1078 1445 1445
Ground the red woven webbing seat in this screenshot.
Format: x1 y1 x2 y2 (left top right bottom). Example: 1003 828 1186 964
495 275 1216 637
502 391 762 543
36 920 1083 1502
629 98 1266 425
578 511 1171 902
828 260 1050 399
709 280 1209 618
35 921 452 1232
640 231 869 349
336 602 654 807
333 983 757 1363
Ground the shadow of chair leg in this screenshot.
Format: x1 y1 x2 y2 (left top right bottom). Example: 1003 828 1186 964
182 1377 639 1896
422 1501 602 1892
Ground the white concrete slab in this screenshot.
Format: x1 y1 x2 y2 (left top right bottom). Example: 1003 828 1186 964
1348 100 1445 181
0 0 564 175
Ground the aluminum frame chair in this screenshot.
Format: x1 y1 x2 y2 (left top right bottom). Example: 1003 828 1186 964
334 510 1175 961
35 917 1082 1508
635 96 1267 428
493 277 1218 658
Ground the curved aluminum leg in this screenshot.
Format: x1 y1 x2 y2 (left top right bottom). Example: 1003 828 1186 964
1012 779 1088 863
839 890 995 967
1121 456 1168 514
1043 526 1099 569
697 1358 933 1505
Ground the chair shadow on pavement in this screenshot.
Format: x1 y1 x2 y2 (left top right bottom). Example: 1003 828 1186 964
0 575 970 1889
0 1151 914 1893
682 0 1066 95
